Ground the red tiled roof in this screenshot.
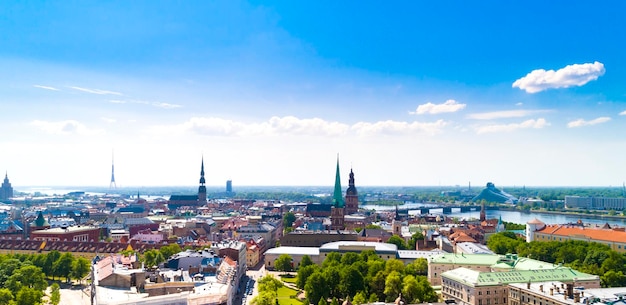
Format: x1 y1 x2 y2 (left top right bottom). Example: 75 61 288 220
537 225 626 243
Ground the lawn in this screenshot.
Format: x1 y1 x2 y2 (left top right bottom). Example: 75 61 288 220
277 285 304 305
280 274 297 284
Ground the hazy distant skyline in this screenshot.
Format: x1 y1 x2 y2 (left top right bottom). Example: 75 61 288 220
1 1 626 187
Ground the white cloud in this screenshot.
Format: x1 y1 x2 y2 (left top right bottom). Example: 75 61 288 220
31 120 105 136
619 110 626 116
149 116 447 137
476 118 550 134
109 99 182 109
467 109 551 120
33 85 60 91
69 86 123 95
411 99 466 115
512 61 605 93
352 119 447 136
101 117 117 123
152 102 182 109
515 102 523 106
567 117 611 128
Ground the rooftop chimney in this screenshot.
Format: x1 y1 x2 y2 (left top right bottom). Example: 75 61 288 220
574 292 580 303
550 288 554 296
540 285 543 293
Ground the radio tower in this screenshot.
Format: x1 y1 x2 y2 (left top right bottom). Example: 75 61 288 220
109 150 117 189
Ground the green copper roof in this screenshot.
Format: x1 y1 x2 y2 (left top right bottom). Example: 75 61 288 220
429 253 556 270
332 158 344 208
31 211 49 227
442 267 599 287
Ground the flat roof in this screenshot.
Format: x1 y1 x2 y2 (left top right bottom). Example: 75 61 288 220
31 226 99 234
265 246 319 256
319 241 397 254
397 249 444 259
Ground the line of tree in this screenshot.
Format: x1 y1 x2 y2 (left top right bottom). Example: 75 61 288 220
0 251 91 305
486 232 626 287
288 250 434 305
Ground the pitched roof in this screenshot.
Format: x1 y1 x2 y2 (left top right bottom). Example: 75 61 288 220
536 224 626 243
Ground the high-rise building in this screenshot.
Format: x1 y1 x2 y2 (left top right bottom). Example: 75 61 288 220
344 168 359 214
226 180 232 193
1 172 13 201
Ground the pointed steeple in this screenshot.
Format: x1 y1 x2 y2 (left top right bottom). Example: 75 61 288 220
332 156 344 208
199 156 206 185
198 156 207 203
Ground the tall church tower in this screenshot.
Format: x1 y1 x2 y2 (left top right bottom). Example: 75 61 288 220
345 168 359 214
330 157 345 230
198 157 207 203
391 204 402 236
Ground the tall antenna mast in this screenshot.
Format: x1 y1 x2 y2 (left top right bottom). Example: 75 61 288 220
109 150 117 189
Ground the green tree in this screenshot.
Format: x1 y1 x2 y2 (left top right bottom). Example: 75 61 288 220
251 290 277 305
305 272 328 305
159 244 182 260
0 288 13 305
53 253 75 283
365 224 382 230
283 212 296 229
352 291 367 305
405 258 428 276
6 265 47 295
339 266 364 298
323 266 342 299
318 298 328 305
300 255 313 269
0 259 22 287
15 287 42 305
368 293 379 303
258 275 283 292
50 283 60 305
274 254 293 273
383 271 402 302
71 257 91 284
322 252 342 268
386 235 407 250
340 252 359 266
43 251 61 279
297 264 320 289
601 270 626 287
384 259 405 275
143 249 165 268
401 275 420 303
407 232 425 250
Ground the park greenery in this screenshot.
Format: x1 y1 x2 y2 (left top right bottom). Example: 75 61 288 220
487 232 626 287
0 251 91 305
291 251 434 305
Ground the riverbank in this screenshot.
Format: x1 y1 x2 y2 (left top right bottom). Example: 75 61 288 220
498 206 626 221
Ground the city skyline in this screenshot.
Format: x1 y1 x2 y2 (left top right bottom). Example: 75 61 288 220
1 1 626 187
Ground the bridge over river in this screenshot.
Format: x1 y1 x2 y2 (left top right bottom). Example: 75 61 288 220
398 205 498 215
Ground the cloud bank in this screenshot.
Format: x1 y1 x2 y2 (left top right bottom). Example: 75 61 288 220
512 61 605 93
150 116 447 137
475 118 549 134
467 109 551 120
411 99 466 114
567 117 611 128
31 120 105 135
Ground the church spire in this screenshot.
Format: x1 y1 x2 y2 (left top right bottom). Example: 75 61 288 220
332 155 344 208
198 156 207 203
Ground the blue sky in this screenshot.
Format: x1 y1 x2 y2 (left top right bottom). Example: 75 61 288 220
1 1 625 187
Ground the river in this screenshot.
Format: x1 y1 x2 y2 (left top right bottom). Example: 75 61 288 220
363 203 626 227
